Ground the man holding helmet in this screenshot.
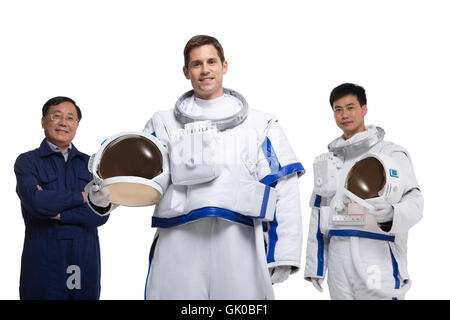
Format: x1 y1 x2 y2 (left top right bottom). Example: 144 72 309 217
140 35 305 299
304 83 424 299
86 35 304 299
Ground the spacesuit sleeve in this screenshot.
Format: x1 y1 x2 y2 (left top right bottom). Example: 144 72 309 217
14 153 85 219
256 119 305 185
304 194 328 280
266 173 303 271
143 112 170 143
143 118 156 135
388 150 424 234
257 119 305 271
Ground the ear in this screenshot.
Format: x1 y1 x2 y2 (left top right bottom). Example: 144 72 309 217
222 61 228 74
41 117 45 129
183 66 190 80
362 104 368 116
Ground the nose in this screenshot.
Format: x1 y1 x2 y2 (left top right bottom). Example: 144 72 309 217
200 62 210 74
58 117 69 126
341 108 350 119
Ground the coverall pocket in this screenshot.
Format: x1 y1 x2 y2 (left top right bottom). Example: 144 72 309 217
39 173 58 189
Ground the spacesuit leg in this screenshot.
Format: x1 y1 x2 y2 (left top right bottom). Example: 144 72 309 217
210 219 269 300
328 237 406 300
145 220 212 299
352 238 406 300
327 237 355 300
145 218 270 299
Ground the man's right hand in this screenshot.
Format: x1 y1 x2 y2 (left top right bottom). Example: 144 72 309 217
310 277 324 292
85 183 111 208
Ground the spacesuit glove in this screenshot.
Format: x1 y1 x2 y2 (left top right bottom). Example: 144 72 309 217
310 277 324 292
270 266 291 284
366 198 394 223
85 182 111 208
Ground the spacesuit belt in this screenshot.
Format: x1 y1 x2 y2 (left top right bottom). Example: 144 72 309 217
328 229 395 242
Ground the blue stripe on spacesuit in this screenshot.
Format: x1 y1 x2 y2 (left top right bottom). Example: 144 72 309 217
259 185 271 218
328 229 395 242
260 137 305 182
314 194 322 208
259 162 305 186
144 235 158 299
266 210 278 263
261 137 280 264
261 137 281 172
315 195 325 276
390 248 400 290
151 207 255 228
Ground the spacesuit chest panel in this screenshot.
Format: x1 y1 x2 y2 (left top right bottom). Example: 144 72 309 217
152 111 277 227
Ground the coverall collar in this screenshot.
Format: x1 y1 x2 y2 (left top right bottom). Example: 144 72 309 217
38 138 83 160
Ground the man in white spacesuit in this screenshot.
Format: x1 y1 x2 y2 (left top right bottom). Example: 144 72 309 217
304 83 423 300
139 35 305 299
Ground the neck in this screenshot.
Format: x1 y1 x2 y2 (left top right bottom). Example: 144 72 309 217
47 139 70 153
194 88 224 100
343 125 366 140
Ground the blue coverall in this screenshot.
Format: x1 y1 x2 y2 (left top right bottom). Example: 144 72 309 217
14 140 109 299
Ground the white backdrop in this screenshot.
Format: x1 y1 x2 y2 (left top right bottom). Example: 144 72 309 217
0 0 448 300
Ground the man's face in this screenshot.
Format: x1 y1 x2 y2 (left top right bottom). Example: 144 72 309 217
332 94 367 139
41 101 79 150
183 44 228 100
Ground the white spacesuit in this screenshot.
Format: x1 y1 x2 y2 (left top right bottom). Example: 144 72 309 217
304 125 423 300
143 88 304 299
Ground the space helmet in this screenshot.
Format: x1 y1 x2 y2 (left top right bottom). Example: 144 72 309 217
88 131 170 206
343 152 405 210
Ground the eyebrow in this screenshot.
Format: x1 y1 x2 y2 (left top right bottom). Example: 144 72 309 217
190 57 218 64
51 111 76 115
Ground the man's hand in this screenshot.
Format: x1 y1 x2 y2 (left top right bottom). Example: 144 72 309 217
366 198 394 223
51 213 61 220
311 277 324 292
270 266 291 284
85 183 111 208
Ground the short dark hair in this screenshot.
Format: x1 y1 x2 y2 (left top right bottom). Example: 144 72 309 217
329 83 367 108
42 96 82 121
183 35 225 68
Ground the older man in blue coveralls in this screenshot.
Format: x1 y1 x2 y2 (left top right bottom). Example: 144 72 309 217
14 96 109 300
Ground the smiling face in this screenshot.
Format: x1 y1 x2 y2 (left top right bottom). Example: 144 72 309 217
332 94 367 139
41 101 79 152
183 44 228 100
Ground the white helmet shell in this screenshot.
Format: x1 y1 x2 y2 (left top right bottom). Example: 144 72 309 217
343 152 405 210
89 131 170 207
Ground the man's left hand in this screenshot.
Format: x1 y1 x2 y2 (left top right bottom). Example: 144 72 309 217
366 198 394 223
270 266 291 284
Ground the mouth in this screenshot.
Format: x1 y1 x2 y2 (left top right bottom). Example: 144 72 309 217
341 120 353 126
199 76 214 82
55 128 69 134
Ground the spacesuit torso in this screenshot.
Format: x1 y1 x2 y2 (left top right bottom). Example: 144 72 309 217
143 89 305 299
305 125 424 300
144 89 303 228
